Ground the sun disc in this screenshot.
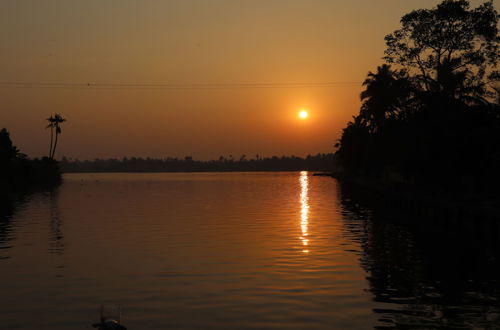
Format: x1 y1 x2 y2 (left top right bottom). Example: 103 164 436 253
299 110 309 119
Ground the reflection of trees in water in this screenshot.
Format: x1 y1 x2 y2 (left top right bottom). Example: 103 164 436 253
0 187 65 259
0 193 30 260
338 182 500 329
48 189 65 254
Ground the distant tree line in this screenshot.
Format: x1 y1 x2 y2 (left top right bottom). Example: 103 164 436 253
0 128 61 190
335 0 500 193
60 153 336 173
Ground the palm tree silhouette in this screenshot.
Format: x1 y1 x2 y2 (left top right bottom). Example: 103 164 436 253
360 64 410 132
46 115 55 159
46 114 66 160
51 114 66 159
434 58 489 105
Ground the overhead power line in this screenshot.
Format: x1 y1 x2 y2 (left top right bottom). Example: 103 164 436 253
0 81 361 90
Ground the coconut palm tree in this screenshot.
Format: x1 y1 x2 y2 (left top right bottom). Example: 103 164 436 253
360 64 410 132
48 114 66 159
46 115 55 159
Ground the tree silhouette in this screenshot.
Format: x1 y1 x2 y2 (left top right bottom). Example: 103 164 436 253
384 0 498 100
59 153 337 173
0 128 19 166
336 0 500 192
1 127 61 189
359 64 411 132
48 114 66 160
335 117 370 172
46 115 55 159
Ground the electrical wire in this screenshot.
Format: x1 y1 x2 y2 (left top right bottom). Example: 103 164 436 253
0 81 361 90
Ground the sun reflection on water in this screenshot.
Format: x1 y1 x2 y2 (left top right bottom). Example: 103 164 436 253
299 171 310 253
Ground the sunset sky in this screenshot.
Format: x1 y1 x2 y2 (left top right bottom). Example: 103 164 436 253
0 0 492 160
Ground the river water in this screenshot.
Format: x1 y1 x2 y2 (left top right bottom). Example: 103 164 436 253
1 172 499 329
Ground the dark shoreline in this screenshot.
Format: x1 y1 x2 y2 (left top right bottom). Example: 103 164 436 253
2 128 62 192
1 161 62 193
320 172 500 242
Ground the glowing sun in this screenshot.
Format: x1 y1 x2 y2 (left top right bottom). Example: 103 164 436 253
299 110 309 119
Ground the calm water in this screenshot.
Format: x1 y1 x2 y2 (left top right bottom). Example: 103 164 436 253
1 172 499 329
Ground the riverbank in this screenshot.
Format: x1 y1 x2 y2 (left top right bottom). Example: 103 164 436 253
1 128 62 192
58 154 336 173
0 157 62 192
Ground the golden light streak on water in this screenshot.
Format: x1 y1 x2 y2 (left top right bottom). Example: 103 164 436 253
300 171 310 253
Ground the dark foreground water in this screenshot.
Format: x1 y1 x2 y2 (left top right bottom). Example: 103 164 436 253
1 172 499 329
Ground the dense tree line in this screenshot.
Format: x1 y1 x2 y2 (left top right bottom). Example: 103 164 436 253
0 128 61 190
60 153 336 173
336 0 499 193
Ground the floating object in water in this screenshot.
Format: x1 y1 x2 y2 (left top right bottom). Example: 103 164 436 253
92 318 127 330
92 305 127 330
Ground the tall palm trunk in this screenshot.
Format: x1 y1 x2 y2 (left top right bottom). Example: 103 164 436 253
49 126 54 159
51 132 59 159
47 114 65 160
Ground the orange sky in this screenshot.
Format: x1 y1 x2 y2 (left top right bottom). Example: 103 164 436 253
0 0 492 160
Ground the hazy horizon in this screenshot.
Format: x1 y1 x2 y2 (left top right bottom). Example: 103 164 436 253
1 0 493 160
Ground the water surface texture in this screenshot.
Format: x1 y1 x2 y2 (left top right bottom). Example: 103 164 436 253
1 172 499 329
